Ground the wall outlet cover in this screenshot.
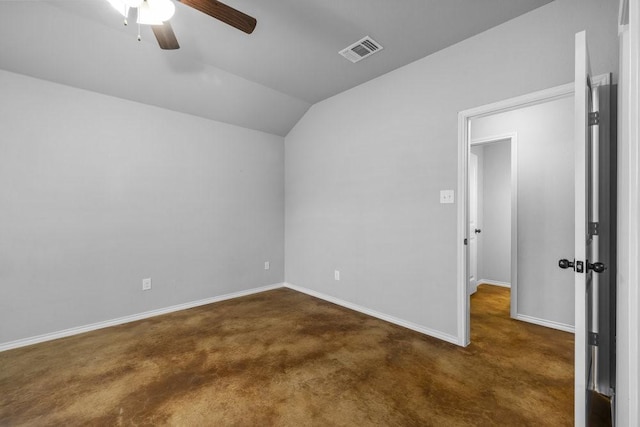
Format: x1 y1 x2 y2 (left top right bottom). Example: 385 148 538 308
264 261 270 270
440 190 455 204
142 278 152 291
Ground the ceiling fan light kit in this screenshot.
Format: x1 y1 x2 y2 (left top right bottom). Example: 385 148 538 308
146 0 176 22
106 0 175 26
104 0 257 50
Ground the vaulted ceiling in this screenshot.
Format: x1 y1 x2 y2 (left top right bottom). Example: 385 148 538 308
0 0 552 136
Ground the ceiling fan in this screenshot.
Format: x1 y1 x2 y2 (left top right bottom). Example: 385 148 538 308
106 0 257 50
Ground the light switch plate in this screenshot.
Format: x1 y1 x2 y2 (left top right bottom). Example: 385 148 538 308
440 190 455 204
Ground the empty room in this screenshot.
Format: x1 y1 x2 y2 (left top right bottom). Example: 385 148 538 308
1 0 638 425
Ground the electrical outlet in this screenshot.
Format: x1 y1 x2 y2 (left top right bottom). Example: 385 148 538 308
334 270 340 281
142 278 152 291
264 261 270 270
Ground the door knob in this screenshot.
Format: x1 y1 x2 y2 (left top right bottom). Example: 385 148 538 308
558 259 575 270
474 228 481 234
587 261 606 273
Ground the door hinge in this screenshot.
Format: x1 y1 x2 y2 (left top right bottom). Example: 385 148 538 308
588 221 599 236
589 111 600 126
464 238 468 245
589 332 599 346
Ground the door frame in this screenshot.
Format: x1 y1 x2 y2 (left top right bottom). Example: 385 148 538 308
456 77 608 346
469 133 518 318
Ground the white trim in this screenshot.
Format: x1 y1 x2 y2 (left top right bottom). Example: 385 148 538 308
457 109 471 346
616 24 630 427
574 31 589 427
510 134 519 321
630 0 640 421
516 314 575 333
2 281 464 352
283 283 460 345
460 83 574 121
593 75 611 87
0 283 284 352
470 134 515 146
477 280 511 288
629 2 640 424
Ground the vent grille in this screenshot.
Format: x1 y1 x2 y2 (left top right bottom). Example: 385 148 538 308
339 36 383 63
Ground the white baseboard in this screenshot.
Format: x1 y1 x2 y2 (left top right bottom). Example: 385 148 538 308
478 279 511 288
515 313 575 333
2 282 463 352
0 283 284 352
283 282 460 345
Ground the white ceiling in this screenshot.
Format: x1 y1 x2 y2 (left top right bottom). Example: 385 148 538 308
0 0 552 136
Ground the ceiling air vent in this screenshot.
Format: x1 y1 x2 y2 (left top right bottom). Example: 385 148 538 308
339 36 383 63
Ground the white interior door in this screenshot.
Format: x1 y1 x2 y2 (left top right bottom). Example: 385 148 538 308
574 30 599 426
469 152 479 294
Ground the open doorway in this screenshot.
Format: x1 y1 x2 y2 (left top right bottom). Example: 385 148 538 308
467 95 577 339
457 83 580 345
457 72 616 425
468 136 516 317
470 94 579 336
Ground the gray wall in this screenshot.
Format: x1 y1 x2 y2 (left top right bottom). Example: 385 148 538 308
0 70 285 344
471 96 574 327
479 142 512 284
284 0 616 338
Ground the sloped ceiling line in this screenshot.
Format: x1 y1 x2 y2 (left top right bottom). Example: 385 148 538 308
0 0 553 136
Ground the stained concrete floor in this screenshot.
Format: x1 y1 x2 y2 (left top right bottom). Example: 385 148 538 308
0 285 574 425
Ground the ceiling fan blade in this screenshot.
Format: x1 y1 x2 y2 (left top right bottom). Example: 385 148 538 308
179 0 257 34
151 21 180 50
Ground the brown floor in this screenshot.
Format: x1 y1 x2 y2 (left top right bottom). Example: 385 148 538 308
0 285 574 426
